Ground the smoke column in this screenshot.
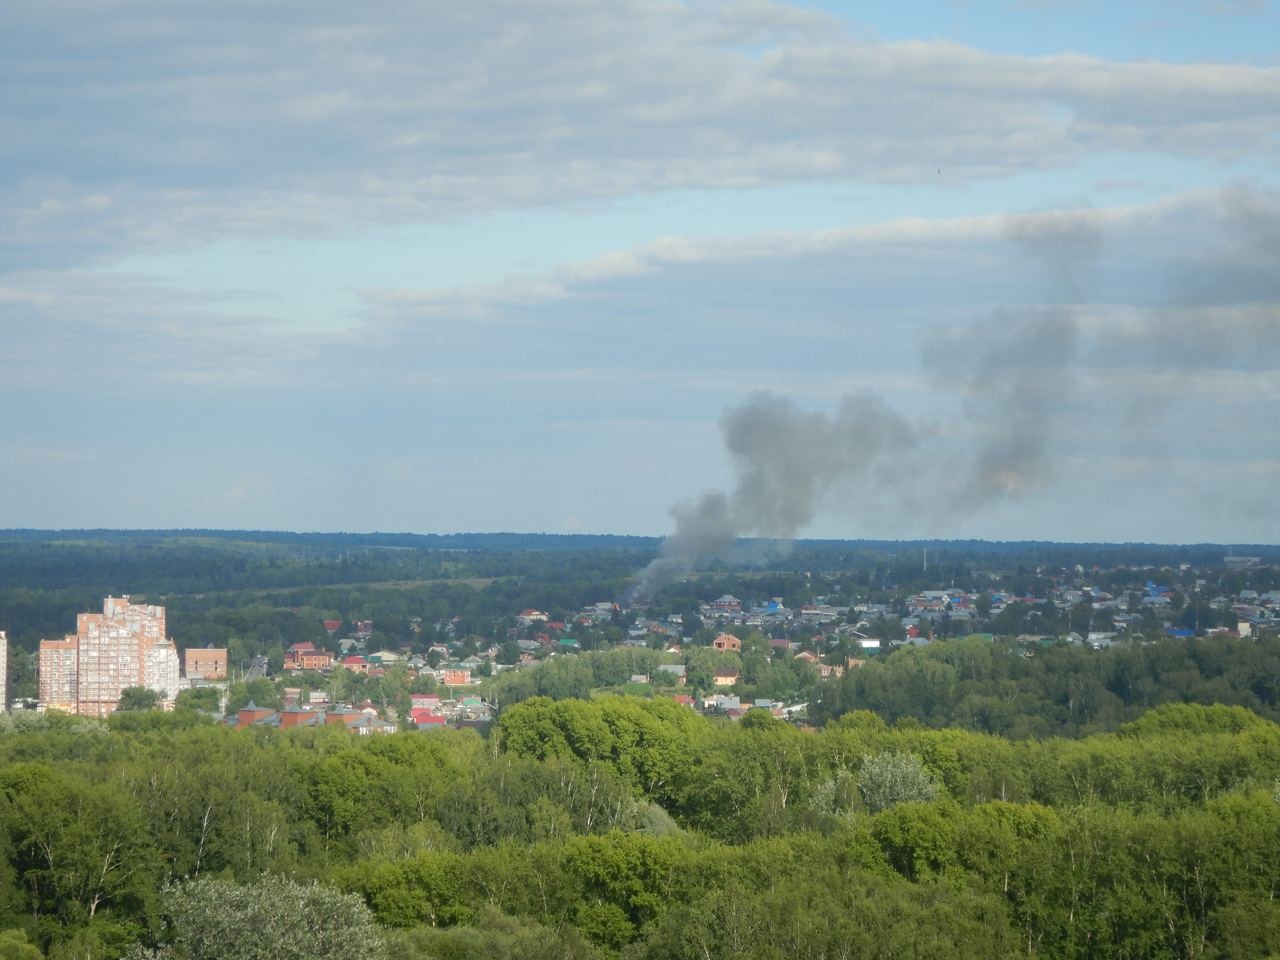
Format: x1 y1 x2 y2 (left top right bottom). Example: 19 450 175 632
637 392 917 595
636 189 1280 596
635 210 1105 597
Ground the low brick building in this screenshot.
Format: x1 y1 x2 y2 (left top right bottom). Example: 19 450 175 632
184 647 227 680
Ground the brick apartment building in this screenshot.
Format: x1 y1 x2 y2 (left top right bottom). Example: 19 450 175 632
38 638 79 712
39 596 181 717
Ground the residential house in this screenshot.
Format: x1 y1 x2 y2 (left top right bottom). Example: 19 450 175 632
711 595 743 615
799 604 840 624
349 715 397 735
703 693 741 711
299 649 334 671
410 693 441 711
285 642 315 667
713 667 740 687
412 711 447 729
656 664 687 685
712 633 742 653
339 655 370 674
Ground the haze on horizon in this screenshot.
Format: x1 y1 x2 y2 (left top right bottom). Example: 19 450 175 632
2 0 1278 544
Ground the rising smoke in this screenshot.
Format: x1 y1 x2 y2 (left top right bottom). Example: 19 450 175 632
940 306 1081 510
636 392 917 595
636 189 1280 596
635 210 1103 597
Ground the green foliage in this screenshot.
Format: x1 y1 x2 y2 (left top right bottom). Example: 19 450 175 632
858 751 940 812
0 762 159 933
173 687 222 712
1117 701 1270 737
224 679 281 713
343 851 471 928
140 877 383 960
499 696 702 799
386 908 600 960
46 921 136 960
0 692 1277 959
0 930 43 960
639 871 1020 960
814 634 1280 736
6 650 37 702
114 688 161 712
872 801 960 880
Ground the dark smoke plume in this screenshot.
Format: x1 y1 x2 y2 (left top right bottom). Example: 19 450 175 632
942 209 1100 508
635 210 1103 597
636 188 1280 596
940 306 1081 510
637 392 917 595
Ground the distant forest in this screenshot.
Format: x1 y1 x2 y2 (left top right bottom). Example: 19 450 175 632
2 528 1277 597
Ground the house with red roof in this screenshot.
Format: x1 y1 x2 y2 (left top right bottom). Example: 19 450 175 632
410 707 447 727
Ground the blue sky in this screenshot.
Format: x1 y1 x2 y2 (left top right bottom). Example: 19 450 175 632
2 0 1278 543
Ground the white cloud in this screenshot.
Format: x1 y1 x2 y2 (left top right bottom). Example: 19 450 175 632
3 1 1278 268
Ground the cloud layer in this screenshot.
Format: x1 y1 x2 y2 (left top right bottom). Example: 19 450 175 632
4 1 1279 267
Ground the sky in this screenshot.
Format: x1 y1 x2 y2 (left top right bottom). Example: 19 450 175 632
2 0 1278 543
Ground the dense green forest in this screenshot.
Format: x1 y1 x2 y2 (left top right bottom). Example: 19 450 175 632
0 700 1278 959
